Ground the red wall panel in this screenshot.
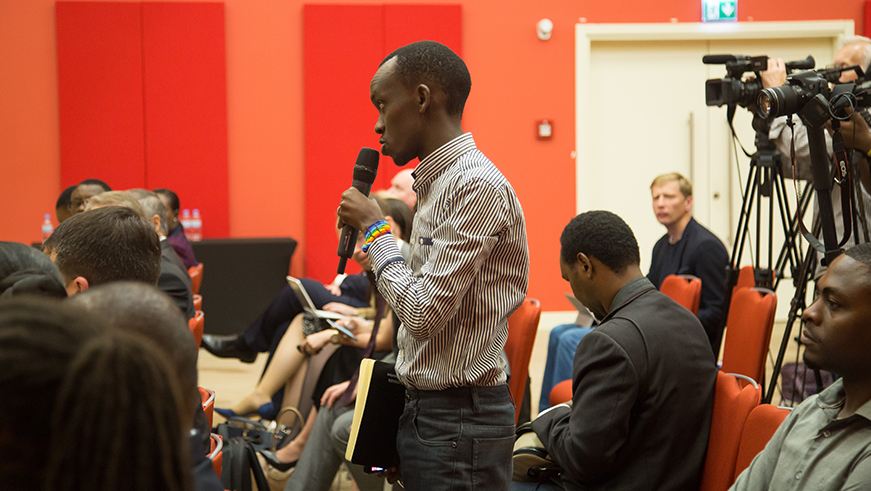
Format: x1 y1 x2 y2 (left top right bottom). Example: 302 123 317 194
303 4 462 282
56 2 146 190
142 2 229 238
304 5 385 281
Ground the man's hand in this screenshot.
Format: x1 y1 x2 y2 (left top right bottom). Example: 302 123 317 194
760 58 787 89
378 465 402 486
337 187 385 233
298 329 335 355
321 380 353 409
826 110 871 153
323 302 359 317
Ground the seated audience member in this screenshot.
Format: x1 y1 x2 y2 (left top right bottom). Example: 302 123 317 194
730 243 871 490
55 184 77 224
0 297 192 491
648 172 728 355
85 190 195 318
201 196 413 364
68 178 111 216
512 211 717 490
383 168 417 211
44 205 161 295
154 187 200 269
69 282 223 491
279 313 397 491
0 241 67 298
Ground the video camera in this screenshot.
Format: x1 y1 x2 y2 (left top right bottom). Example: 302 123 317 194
757 65 868 120
705 54 815 108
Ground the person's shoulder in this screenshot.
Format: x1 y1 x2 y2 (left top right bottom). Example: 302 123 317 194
687 219 728 250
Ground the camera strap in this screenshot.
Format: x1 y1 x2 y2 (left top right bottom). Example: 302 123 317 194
830 121 854 247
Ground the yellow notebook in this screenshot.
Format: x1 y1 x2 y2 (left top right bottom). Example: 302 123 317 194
345 359 405 468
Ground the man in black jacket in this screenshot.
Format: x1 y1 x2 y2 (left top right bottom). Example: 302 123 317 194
648 172 729 355
512 211 717 491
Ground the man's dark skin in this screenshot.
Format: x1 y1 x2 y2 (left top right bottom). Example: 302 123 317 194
800 253 871 418
69 184 107 216
337 57 462 231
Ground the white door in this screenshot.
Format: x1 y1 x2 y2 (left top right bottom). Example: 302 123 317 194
577 22 850 319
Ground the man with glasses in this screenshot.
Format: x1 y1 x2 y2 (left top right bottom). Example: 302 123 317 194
67 179 111 216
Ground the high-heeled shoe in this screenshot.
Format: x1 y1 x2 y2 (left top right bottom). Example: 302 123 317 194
214 401 275 420
259 449 297 472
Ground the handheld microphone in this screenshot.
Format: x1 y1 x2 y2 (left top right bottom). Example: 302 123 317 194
337 148 380 274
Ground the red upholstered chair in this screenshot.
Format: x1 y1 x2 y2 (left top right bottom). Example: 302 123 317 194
505 298 542 423
199 386 216 428
660 274 702 314
720 288 777 385
189 310 205 348
208 433 223 478
188 263 204 295
734 265 755 294
699 372 761 491
193 293 202 311
549 378 573 407
733 404 791 480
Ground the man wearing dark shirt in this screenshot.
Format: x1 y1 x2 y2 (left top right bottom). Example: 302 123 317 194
647 172 729 355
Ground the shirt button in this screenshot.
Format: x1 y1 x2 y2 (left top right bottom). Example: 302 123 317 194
822 430 831 438
795 471 803 480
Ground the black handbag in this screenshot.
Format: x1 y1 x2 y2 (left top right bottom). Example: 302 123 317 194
215 407 303 452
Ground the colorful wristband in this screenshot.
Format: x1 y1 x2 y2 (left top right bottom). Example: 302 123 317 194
361 220 391 253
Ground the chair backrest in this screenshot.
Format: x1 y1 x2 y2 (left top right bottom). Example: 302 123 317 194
505 298 542 423
734 265 755 294
734 404 790 480
549 378 573 407
199 386 216 428
188 263 204 295
721 288 777 384
193 293 202 311
189 310 205 348
660 274 702 314
208 433 223 478
699 372 761 491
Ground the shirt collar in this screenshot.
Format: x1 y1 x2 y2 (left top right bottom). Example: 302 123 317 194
817 379 871 422
602 276 655 321
411 133 476 195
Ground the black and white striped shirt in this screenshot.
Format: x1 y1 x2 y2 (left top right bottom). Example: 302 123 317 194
367 133 529 390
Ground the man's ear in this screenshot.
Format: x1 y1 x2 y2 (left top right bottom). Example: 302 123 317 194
416 84 431 113
576 252 594 278
685 195 694 212
150 214 161 233
66 276 89 296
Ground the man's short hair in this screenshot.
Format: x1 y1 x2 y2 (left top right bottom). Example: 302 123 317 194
68 282 197 402
85 191 147 218
48 206 161 286
78 178 112 192
837 35 871 71
153 188 181 213
651 172 693 198
0 242 67 298
844 242 871 285
136 193 168 235
55 185 77 211
560 211 640 274
381 40 471 117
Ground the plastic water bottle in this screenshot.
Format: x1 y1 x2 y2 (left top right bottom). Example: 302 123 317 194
181 209 192 234
190 209 202 242
41 214 54 242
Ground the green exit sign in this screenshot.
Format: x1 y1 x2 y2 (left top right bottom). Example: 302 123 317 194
702 0 737 22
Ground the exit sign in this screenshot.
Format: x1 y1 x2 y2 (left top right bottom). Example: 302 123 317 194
702 0 737 22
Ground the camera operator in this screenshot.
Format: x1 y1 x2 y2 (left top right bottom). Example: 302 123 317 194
760 36 871 269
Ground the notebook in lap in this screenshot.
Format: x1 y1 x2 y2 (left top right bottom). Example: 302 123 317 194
564 293 595 328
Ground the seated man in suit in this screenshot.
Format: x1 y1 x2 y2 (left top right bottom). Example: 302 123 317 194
84 190 195 319
67 178 111 216
648 172 729 355
731 243 871 490
512 211 717 490
45 205 161 295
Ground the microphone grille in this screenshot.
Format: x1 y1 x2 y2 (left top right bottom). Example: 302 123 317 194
353 148 380 183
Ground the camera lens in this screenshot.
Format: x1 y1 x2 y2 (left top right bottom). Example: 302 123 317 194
758 85 800 119
756 91 773 117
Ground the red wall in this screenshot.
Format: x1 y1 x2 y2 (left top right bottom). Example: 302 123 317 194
0 0 864 310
